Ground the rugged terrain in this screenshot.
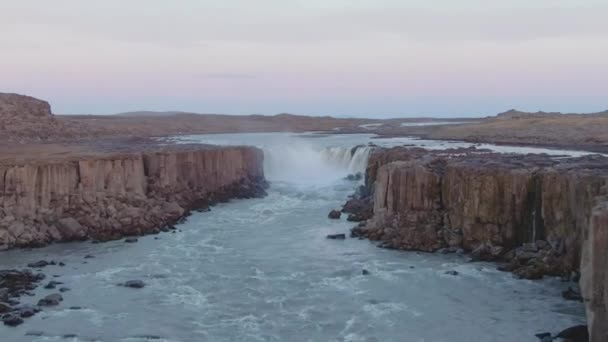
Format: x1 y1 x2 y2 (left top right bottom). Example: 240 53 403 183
0 93 268 249
348 146 608 340
4 92 608 153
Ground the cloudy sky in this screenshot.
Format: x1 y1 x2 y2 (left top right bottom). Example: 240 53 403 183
1 0 607 117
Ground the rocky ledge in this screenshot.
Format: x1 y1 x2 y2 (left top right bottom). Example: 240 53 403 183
0 144 267 249
348 146 608 340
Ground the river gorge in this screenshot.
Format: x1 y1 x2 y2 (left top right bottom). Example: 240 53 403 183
1 132 605 341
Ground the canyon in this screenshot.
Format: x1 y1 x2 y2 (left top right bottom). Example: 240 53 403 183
1 92 606 340
350 146 608 340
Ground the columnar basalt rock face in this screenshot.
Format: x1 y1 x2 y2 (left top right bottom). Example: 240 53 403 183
355 147 608 340
581 200 608 341
0 146 266 249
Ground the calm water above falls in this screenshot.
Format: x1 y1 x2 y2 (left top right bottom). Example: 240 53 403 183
0 133 587 342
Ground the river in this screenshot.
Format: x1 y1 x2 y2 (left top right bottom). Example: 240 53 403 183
0 133 588 341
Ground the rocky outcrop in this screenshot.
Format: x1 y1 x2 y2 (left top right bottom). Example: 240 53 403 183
581 199 608 341
354 147 608 340
0 145 266 249
0 93 97 143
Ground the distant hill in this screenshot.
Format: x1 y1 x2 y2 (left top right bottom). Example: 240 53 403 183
495 109 608 120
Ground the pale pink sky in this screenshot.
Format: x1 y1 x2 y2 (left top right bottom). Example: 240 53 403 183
1 0 607 117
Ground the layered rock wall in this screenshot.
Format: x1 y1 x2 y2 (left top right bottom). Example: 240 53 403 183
0 146 266 249
356 147 608 340
581 199 608 341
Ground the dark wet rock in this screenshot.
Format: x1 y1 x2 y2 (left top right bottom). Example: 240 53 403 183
562 287 583 302
326 234 346 240
350 225 366 238
345 173 363 181
27 260 55 268
125 238 138 243
438 247 456 254
63 334 78 338
328 210 341 219
0 302 11 313
342 198 372 218
2 313 24 326
37 293 63 306
362 269 370 275
69 306 82 310
534 332 552 341
0 269 46 301
131 335 162 340
470 243 504 262
121 280 145 289
17 305 40 318
84 254 95 259
347 213 368 222
58 262 66 267
497 261 520 273
6 299 19 306
521 242 539 253
515 250 540 262
555 325 588 341
59 287 71 293
514 265 545 280
25 330 45 336
154 237 160 240
445 270 459 276
44 280 63 289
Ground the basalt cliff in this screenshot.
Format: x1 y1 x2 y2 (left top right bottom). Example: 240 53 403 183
0 146 266 249
351 147 608 341
0 93 267 249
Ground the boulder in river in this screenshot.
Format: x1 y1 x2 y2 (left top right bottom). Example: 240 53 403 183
328 210 341 219
562 287 583 302
27 260 55 268
2 313 24 326
120 280 146 289
37 293 63 306
125 238 138 243
326 234 346 240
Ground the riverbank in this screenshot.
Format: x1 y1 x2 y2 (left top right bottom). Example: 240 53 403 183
347 146 608 340
0 140 267 250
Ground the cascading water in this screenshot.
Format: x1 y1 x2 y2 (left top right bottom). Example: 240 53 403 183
263 144 371 184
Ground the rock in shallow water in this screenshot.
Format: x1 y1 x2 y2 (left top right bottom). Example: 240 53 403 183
37 293 63 306
2 313 24 326
326 234 346 240
328 210 341 219
120 280 146 289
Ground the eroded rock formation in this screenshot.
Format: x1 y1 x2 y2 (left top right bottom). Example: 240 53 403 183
0 146 266 249
352 147 608 340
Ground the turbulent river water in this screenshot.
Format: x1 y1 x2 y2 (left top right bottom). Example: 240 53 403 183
0 133 590 342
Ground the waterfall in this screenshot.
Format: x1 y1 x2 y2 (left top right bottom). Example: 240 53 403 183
262 144 372 183
320 145 372 174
